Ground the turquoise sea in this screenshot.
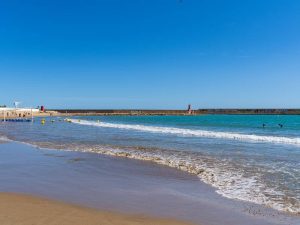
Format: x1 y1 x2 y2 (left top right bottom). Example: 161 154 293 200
0 115 299 214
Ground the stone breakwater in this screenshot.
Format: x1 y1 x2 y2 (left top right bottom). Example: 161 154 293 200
52 108 300 115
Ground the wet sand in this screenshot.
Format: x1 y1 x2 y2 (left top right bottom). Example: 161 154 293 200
0 141 299 225
0 192 192 225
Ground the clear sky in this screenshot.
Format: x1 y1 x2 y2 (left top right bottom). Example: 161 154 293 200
0 0 299 109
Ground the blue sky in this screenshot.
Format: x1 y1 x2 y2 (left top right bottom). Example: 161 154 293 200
0 0 299 109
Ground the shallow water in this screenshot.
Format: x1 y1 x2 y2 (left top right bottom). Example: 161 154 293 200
0 115 299 214
0 142 299 225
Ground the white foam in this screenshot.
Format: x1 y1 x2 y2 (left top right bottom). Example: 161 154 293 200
0 135 10 142
6 137 299 214
70 119 300 146
61 143 300 214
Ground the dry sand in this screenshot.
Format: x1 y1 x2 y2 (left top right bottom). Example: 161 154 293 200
0 192 194 225
0 111 54 119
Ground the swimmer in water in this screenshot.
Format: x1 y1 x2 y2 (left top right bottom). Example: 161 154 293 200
278 124 283 128
262 124 266 128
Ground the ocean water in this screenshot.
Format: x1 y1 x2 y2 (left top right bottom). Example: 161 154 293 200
0 115 299 214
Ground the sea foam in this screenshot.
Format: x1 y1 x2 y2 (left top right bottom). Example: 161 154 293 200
70 119 300 146
0 135 10 143
30 141 299 214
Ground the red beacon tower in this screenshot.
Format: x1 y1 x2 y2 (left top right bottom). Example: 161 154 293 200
187 104 192 114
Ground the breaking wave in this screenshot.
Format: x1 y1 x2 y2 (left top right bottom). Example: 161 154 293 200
0 135 10 143
27 141 300 214
70 119 300 146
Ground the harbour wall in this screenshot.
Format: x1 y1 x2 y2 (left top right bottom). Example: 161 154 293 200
51 109 300 115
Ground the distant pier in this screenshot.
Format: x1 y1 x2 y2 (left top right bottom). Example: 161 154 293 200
50 108 300 116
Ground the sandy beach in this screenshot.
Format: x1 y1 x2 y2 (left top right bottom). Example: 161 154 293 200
0 110 56 120
0 192 192 225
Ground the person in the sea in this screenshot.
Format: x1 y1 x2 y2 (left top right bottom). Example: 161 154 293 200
278 124 283 128
262 124 266 128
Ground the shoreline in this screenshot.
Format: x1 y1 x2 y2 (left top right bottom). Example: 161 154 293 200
0 141 298 225
0 192 193 225
1 119 299 218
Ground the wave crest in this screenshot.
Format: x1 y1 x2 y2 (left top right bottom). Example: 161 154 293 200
70 119 300 145
0 135 10 143
27 141 300 214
